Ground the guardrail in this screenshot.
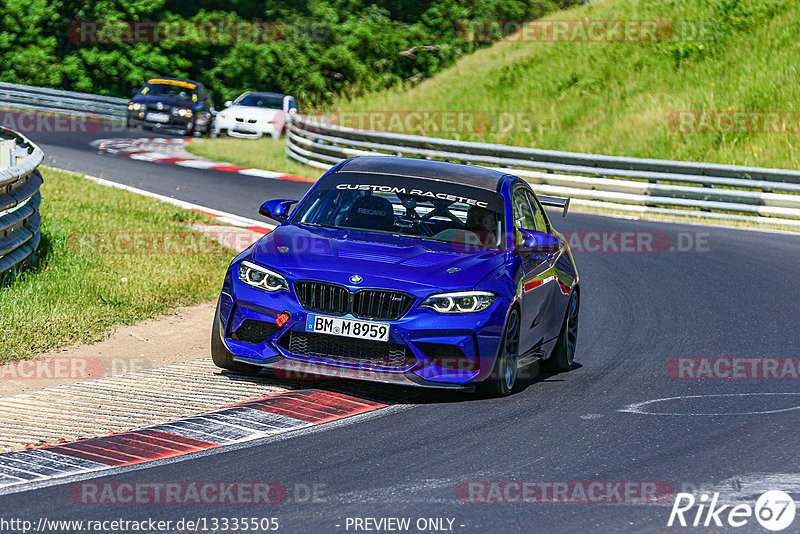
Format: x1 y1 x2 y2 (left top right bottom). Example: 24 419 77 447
0 82 127 122
0 127 43 280
286 115 800 226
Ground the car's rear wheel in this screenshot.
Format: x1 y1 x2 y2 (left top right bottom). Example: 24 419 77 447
546 290 579 373
211 301 263 377
480 306 520 397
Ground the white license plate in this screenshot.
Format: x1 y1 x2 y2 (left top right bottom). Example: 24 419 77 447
305 315 389 342
233 124 256 133
146 112 169 123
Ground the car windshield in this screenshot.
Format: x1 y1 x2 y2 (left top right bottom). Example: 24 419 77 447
290 172 505 249
236 94 283 109
140 83 197 102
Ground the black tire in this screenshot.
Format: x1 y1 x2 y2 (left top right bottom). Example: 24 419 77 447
479 306 521 397
546 290 579 373
184 122 195 136
211 301 263 376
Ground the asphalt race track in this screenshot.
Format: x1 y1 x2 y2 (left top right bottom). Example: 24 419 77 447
32 128 311 218
4 128 800 532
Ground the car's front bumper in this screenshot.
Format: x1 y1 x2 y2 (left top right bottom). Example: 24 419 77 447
214 118 280 139
127 110 194 130
218 269 509 388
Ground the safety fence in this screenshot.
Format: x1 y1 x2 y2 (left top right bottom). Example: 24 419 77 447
0 127 44 279
286 115 800 226
0 82 127 122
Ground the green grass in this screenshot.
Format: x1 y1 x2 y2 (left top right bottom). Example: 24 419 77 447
185 137 321 180
334 0 800 170
0 169 234 364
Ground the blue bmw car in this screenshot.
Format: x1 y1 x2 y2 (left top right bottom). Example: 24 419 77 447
212 156 580 396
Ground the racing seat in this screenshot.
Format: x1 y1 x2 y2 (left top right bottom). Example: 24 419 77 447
343 195 395 231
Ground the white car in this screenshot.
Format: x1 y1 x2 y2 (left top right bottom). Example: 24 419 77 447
213 92 298 139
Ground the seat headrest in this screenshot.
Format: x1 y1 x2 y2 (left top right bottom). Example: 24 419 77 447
344 195 395 231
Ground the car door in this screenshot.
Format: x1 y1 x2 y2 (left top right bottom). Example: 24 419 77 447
512 186 557 358
524 189 570 343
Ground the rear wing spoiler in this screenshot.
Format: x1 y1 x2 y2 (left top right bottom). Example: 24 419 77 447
538 195 570 217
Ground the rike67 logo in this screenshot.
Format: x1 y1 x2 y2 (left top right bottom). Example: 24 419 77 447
668 490 796 531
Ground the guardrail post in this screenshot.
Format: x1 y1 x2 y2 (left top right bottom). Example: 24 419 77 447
0 140 12 168
11 146 28 166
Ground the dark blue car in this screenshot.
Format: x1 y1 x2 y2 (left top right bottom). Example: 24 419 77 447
127 77 214 136
212 157 580 396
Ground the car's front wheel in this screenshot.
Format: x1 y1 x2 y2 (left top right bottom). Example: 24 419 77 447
546 289 579 373
211 301 263 377
480 306 520 397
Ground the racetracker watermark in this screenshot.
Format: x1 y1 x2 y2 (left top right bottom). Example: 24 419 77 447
301 111 533 134
563 231 709 254
0 356 149 380
272 358 479 382
68 21 285 44
66 230 259 255
69 482 326 505
669 111 800 134
0 111 126 134
69 482 292 505
456 481 674 504
667 357 800 379
456 19 716 43
0 517 280 533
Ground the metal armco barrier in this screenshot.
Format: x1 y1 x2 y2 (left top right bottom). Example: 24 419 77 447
0 127 43 279
0 82 127 122
286 115 800 226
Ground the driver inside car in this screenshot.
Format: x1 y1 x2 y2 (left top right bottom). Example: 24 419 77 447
466 205 498 247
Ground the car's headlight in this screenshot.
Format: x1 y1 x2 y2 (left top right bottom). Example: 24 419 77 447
261 119 274 124
237 261 289 292
220 113 230 120
128 102 141 111
174 108 193 117
420 291 497 314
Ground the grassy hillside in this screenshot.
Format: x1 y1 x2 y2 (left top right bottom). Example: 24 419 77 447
335 0 800 169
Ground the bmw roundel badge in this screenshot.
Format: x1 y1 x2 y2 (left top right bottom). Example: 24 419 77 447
349 275 363 284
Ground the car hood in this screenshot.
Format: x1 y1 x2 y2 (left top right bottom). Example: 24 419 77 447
132 94 196 109
249 224 508 294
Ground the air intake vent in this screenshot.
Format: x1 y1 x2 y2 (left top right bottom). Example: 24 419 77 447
279 331 414 370
230 319 280 344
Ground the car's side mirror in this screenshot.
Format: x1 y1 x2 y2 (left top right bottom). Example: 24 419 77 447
517 229 560 254
259 199 298 222
224 100 233 108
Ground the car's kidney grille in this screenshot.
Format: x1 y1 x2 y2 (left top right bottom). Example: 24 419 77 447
294 282 414 320
282 331 412 370
352 290 414 320
295 282 350 315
